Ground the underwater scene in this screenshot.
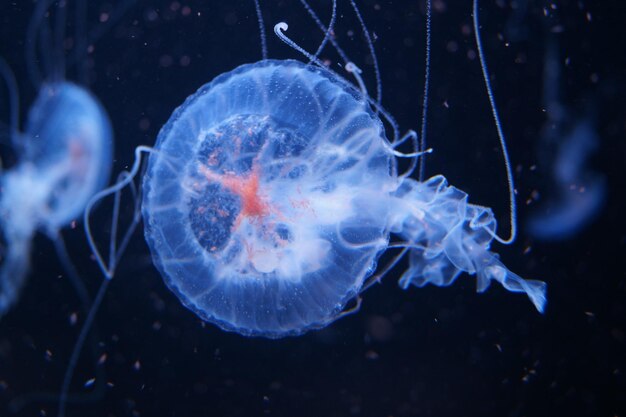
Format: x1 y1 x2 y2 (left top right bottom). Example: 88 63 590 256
0 1 624 416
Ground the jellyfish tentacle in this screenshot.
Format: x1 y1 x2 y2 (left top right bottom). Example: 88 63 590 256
252 0 268 60
361 246 409 292
51 232 90 309
274 22 325 68
393 130 420 180
336 295 363 320
107 169 141 271
472 0 517 245
84 145 154 279
348 0 382 106
56 146 153 415
418 0 432 182
282 2 406 148
0 57 20 148
58 278 110 417
299 0 350 64
53 0 68 82
50 234 108 417
344 62 368 97
309 0 337 64
385 130 433 180
25 0 55 87
0 226 31 318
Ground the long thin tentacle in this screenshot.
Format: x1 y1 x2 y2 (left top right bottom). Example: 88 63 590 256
473 0 517 244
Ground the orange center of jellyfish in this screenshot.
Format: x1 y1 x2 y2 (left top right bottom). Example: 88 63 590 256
199 163 270 226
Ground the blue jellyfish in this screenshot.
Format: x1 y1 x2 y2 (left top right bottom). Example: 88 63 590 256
1 2 149 416
139 57 545 337
0 0 113 318
141 58 395 337
527 36 606 240
86 0 546 341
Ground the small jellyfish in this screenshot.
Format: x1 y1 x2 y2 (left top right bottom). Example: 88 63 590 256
1 2 143 416
527 36 606 240
0 0 113 318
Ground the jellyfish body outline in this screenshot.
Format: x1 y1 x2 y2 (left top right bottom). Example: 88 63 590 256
139 54 545 338
141 58 395 338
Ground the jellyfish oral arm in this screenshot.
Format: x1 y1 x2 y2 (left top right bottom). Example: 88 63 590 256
391 176 547 313
474 251 547 313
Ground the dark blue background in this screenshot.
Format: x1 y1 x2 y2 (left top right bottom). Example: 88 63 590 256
0 1 624 416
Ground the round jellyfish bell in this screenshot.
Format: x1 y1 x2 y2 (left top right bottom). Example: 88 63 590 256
0 81 113 317
20 82 113 232
143 59 393 338
142 59 546 338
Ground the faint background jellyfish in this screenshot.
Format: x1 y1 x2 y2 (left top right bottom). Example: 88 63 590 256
0 0 138 414
0 0 114 319
0 2 108 416
526 35 606 240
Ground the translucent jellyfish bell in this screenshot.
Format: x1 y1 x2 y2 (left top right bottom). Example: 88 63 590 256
143 60 394 337
21 82 113 232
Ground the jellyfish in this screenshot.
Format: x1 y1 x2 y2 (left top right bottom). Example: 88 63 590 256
82 0 546 343
0 1 150 416
0 0 113 318
526 36 606 240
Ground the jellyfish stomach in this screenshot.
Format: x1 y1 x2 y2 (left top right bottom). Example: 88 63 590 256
198 158 366 282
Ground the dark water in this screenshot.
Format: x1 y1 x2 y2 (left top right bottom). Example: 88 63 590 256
0 1 624 416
